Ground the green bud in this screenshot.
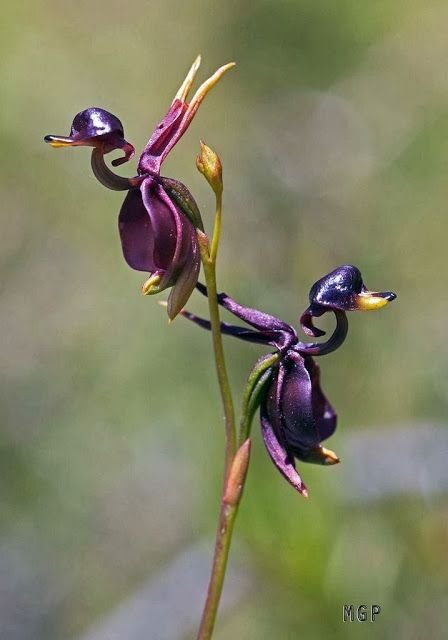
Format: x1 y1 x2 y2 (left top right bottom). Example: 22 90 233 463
196 140 223 195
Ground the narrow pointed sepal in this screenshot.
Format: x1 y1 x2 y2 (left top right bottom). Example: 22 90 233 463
180 307 271 344
139 59 235 174
260 411 309 498
195 283 297 349
166 235 200 320
174 55 201 103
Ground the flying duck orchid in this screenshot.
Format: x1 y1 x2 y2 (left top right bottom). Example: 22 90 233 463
183 266 396 496
45 57 234 319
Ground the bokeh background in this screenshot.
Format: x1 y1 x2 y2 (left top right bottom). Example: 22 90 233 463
1 1 448 638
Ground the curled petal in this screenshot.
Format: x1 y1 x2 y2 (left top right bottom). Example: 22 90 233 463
260 408 308 498
142 180 195 292
299 307 326 337
298 309 348 357
118 179 179 275
139 178 178 281
119 177 199 316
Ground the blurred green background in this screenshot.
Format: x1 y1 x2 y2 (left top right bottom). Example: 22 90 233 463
1 0 448 638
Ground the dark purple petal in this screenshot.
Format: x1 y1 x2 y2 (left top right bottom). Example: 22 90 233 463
304 356 337 441
118 188 157 272
118 177 178 274
260 349 339 493
141 179 194 291
260 408 308 497
139 178 179 280
279 351 320 452
119 176 199 313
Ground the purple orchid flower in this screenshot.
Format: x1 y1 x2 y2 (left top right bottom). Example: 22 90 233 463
260 352 337 498
45 57 234 319
184 266 396 497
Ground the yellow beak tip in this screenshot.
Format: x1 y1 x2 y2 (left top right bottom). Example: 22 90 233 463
44 136 74 148
357 291 396 310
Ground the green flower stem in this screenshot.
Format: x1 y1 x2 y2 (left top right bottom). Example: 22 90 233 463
197 235 236 474
196 354 277 639
197 189 276 639
209 189 222 264
196 189 239 640
196 439 250 640
197 501 238 640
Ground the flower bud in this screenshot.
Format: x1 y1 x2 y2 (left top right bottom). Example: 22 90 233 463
223 439 251 506
196 141 223 195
